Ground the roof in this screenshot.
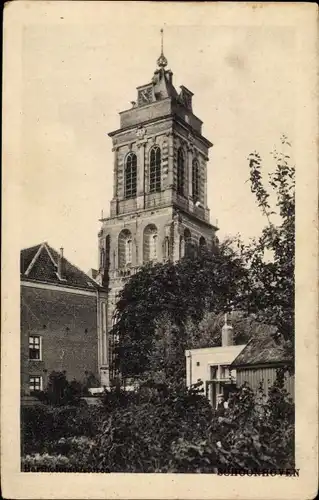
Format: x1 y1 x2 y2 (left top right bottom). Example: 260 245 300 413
231 334 293 368
20 242 102 291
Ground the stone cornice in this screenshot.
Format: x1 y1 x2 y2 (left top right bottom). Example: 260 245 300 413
21 279 108 297
109 114 213 149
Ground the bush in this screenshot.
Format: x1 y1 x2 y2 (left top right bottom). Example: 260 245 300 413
93 375 294 473
21 405 103 456
21 373 294 473
33 371 99 406
39 371 86 405
210 372 295 470
92 384 214 472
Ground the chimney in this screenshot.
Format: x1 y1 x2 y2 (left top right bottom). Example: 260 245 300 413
222 313 234 347
58 247 64 278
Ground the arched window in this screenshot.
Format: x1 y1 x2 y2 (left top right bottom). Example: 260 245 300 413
99 247 105 269
164 237 170 260
118 229 132 268
192 159 200 201
150 146 161 193
179 235 185 259
143 224 158 262
177 148 185 196
125 153 137 199
199 236 207 254
150 234 158 260
104 235 110 269
184 228 192 258
199 236 206 248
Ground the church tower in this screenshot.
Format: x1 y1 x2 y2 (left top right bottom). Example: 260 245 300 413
96 31 218 386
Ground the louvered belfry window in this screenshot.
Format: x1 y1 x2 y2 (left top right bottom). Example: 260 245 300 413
143 224 158 263
125 153 137 199
177 148 185 196
150 147 161 193
118 229 132 267
192 159 200 200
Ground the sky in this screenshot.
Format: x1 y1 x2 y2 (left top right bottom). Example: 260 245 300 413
18 2 296 272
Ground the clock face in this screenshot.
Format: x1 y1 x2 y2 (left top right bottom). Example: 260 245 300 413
138 87 153 106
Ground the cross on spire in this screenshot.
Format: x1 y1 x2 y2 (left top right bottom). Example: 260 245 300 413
157 28 168 68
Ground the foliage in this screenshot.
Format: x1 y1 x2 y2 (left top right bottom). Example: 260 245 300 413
112 240 249 381
91 382 215 473
21 136 296 472
135 310 273 389
109 137 295 383
187 310 275 349
34 371 99 406
245 135 295 346
22 436 98 472
213 371 295 470
21 404 102 456
38 371 81 405
83 372 100 390
21 375 294 473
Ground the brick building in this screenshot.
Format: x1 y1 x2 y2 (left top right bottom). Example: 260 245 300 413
95 36 218 384
20 242 108 395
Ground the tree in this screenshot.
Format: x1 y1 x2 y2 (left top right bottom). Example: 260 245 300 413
39 371 86 406
187 310 275 349
111 240 249 382
245 135 295 348
111 136 295 382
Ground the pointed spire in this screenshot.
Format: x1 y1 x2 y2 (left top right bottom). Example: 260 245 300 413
157 28 168 68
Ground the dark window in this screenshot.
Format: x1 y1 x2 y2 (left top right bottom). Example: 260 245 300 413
192 159 200 200
177 148 185 196
184 228 192 258
100 247 105 269
118 229 132 268
29 376 42 392
149 147 161 193
179 235 185 258
199 236 207 254
29 336 41 360
210 366 218 379
125 153 137 199
143 224 158 263
164 237 170 260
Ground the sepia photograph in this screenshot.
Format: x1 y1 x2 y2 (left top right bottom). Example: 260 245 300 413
2 2 318 499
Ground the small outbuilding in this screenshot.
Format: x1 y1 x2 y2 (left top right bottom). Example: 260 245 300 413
185 316 246 408
230 333 294 400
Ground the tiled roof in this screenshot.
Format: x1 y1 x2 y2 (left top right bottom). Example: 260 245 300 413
231 334 293 367
20 242 101 291
20 243 42 274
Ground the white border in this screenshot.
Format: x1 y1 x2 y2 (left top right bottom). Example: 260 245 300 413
2 2 318 499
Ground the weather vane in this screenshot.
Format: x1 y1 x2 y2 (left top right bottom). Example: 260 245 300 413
160 28 164 55
157 27 168 68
